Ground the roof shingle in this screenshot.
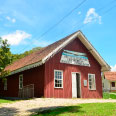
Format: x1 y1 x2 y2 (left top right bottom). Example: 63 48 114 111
104 72 116 81
5 32 76 72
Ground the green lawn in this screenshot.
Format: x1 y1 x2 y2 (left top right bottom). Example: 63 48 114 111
32 103 116 116
0 99 17 104
103 92 116 99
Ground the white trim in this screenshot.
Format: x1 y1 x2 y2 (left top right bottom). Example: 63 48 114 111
43 31 110 71
10 61 43 75
88 73 96 90
42 32 79 63
4 80 7 90
19 74 23 89
72 72 81 98
54 70 63 88
78 31 110 72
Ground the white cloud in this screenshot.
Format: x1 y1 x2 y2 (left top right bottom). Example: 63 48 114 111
78 11 81 15
6 16 10 20
6 16 16 23
83 8 101 24
2 30 31 45
12 18 16 23
111 65 116 72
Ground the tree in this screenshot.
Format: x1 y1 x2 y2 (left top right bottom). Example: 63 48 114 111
0 37 13 81
12 46 42 62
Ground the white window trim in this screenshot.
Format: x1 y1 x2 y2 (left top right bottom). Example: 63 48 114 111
4 80 7 90
88 73 96 90
54 70 63 88
19 74 23 89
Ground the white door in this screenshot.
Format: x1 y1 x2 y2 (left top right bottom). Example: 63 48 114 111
72 73 77 98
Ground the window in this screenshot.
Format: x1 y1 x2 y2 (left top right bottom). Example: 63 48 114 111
102 83 104 88
88 74 96 90
19 75 23 89
4 80 7 90
54 70 63 88
111 82 115 87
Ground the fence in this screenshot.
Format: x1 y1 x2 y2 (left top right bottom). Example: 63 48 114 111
18 84 34 98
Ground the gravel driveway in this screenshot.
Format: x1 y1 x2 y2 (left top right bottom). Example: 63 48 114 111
0 98 116 116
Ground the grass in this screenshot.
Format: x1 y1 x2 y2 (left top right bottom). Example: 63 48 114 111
103 92 116 99
0 99 18 104
32 103 116 116
112 92 116 93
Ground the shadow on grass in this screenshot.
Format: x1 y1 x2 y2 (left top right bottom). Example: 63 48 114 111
28 105 84 116
0 97 33 101
0 107 19 116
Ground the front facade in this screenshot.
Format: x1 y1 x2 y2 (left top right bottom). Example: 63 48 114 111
102 72 116 92
0 31 110 98
44 38 102 98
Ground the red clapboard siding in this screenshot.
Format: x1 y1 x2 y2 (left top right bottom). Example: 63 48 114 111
0 65 45 97
0 36 103 99
44 37 102 98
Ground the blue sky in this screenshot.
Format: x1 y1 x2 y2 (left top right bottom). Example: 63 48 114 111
0 0 116 70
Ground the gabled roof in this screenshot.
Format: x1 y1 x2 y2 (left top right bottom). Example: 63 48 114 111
6 30 110 75
104 72 116 81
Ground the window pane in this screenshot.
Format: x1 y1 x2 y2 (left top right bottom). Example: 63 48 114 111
89 78 91 81
54 70 63 88
89 74 96 90
89 85 92 89
19 75 23 89
59 80 62 84
55 75 57 79
55 80 58 84
20 77 23 81
59 76 62 79
112 82 115 87
4 80 7 90
59 84 62 87
55 83 57 87
57 80 60 84
89 82 92 85
58 76 59 79
89 75 91 78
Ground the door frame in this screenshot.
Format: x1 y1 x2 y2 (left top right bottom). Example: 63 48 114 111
71 72 82 98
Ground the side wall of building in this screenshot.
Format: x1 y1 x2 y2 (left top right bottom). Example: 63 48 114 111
0 65 45 98
102 77 110 91
102 77 116 92
44 38 102 98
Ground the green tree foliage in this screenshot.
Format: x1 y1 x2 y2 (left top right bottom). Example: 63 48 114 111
0 37 13 80
0 37 42 80
12 47 42 62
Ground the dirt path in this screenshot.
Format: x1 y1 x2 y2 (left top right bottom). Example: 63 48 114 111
0 98 116 116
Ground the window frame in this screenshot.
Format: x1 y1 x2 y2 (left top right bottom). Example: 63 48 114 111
88 73 96 90
111 82 115 87
54 70 63 88
4 80 7 90
19 74 23 89
102 83 104 88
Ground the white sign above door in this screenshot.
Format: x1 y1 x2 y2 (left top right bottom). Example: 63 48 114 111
60 50 90 67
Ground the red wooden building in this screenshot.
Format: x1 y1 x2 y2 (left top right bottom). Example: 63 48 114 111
0 31 110 98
